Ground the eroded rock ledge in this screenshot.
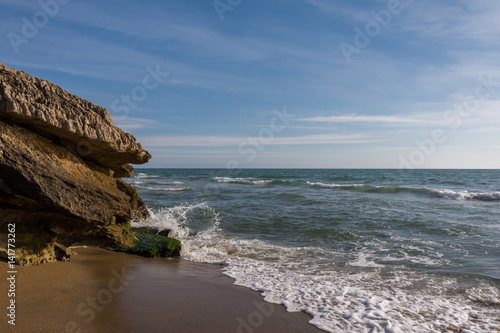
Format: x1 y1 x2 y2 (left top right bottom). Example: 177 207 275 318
0 63 153 265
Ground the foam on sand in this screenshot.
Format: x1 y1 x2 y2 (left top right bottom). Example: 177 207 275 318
132 204 500 333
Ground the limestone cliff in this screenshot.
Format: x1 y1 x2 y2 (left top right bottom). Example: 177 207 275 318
0 63 151 265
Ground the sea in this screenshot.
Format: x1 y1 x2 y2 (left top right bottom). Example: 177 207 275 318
125 169 500 333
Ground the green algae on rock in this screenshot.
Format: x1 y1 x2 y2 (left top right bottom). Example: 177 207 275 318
122 227 181 258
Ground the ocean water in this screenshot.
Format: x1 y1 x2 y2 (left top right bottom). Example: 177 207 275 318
126 169 500 333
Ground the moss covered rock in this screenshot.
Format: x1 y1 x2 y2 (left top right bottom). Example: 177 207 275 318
122 227 181 258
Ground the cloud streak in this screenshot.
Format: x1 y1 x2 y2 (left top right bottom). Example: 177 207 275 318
297 114 439 124
140 133 378 147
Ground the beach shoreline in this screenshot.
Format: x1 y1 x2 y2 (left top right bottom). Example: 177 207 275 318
0 247 324 333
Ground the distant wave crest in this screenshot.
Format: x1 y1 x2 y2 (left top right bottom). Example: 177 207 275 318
211 177 500 201
213 176 291 186
307 181 500 201
433 189 500 201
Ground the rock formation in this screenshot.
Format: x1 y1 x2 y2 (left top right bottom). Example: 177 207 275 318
0 62 151 265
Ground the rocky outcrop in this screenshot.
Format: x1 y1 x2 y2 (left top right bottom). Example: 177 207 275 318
0 63 151 265
0 63 151 177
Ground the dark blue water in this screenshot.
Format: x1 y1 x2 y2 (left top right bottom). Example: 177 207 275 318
127 169 500 332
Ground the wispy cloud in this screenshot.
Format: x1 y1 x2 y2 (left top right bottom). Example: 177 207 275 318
297 114 439 124
140 133 377 147
3 0 499 168
401 0 500 44
113 117 165 130
464 126 500 134
299 0 372 21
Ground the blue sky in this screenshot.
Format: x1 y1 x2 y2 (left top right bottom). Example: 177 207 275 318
1 0 500 168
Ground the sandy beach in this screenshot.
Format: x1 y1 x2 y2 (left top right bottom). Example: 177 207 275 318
0 247 324 333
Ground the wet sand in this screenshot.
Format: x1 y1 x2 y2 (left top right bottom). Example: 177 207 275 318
0 247 324 332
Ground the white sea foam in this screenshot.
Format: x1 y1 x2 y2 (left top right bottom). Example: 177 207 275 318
136 186 190 192
306 181 500 202
213 176 272 185
132 204 500 333
347 243 447 268
307 181 365 188
131 202 218 238
346 252 385 268
136 172 161 179
432 188 500 201
220 252 499 333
